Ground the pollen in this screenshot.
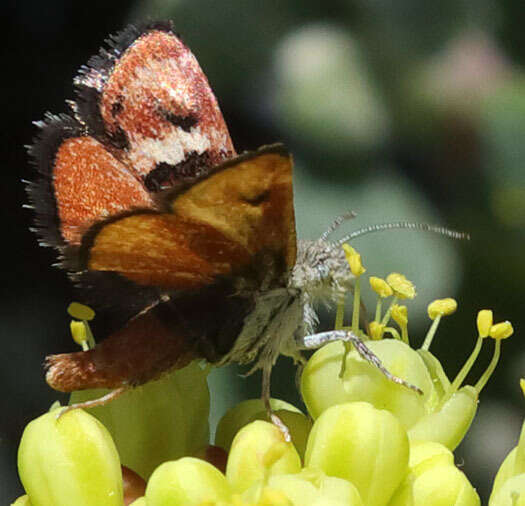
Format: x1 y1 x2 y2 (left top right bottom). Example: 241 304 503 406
369 276 393 298
391 304 408 327
427 298 457 320
70 321 88 351
476 309 493 338
386 273 416 299
490 321 514 340
67 302 95 321
369 321 385 340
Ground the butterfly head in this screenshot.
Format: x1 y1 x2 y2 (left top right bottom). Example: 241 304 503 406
290 239 354 304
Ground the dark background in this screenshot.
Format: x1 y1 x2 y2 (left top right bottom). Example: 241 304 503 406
2 0 524 502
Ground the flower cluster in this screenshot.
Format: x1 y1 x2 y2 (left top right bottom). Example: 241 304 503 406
14 246 519 505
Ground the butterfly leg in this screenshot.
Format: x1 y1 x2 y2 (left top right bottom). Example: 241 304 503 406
261 364 292 442
300 330 423 395
57 387 129 418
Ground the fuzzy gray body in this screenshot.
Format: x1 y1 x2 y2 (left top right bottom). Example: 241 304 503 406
219 239 354 377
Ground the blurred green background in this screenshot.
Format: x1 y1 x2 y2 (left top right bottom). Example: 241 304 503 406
2 0 524 502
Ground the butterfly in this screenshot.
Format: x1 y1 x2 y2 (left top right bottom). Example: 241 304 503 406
27 21 421 415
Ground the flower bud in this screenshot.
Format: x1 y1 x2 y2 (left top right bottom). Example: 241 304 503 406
215 399 312 459
386 273 416 299
389 456 480 505
259 469 364 506
409 440 454 469
301 340 432 430
18 408 123 506
146 457 231 505
490 475 525 506
305 402 409 506
427 298 457 320
408 386 478 451
490 419 525 503
70 362 210 479
226 421 301 493
11 496 31 506
128 498 146 506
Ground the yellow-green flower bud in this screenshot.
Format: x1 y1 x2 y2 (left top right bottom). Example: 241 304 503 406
146 457 231 505
427 298 457 320
386 273 416 299
253 469 364 506
301 340 432 430
128 498 146 506
369 321 385 340
391 304 408 327
477 310 493 338
215 399 312 459
305 402 409 506
408 386 478 451
490 321 514 340
369 276 393 298
67 302 95 321
226 421 301 493
490 475 525 506
342 244 366 276
390 455 480 505
409 441 455 469
18 409 123 506
70 362 210 479
489 422 525 506
11 496 31 506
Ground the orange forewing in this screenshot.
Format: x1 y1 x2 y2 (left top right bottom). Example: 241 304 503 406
53 136 154 245
84 148 295 289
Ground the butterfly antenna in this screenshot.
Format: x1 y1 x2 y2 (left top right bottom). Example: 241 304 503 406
337 222 470 245
320 211 357 241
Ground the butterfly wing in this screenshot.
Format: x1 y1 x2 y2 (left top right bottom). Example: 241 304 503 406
45 147 296 393
73 21 235 191
28 22 236 317
79 146 296 290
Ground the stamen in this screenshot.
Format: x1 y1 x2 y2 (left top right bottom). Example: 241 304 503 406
67 302 96 349
391 305 409 344
337 222 470 245
475 321 514 393
341 244 366 376
421 316 441 351
334 296 346 330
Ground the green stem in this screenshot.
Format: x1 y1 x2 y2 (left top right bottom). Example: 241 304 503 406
400 324 409 345
475 339 501 393
351 277 361 332
450 335 483 394
421 316 441 351
375 298 382 322
380 297 398 326
83 321 96 349
335 295 345 330
384 327 401 341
